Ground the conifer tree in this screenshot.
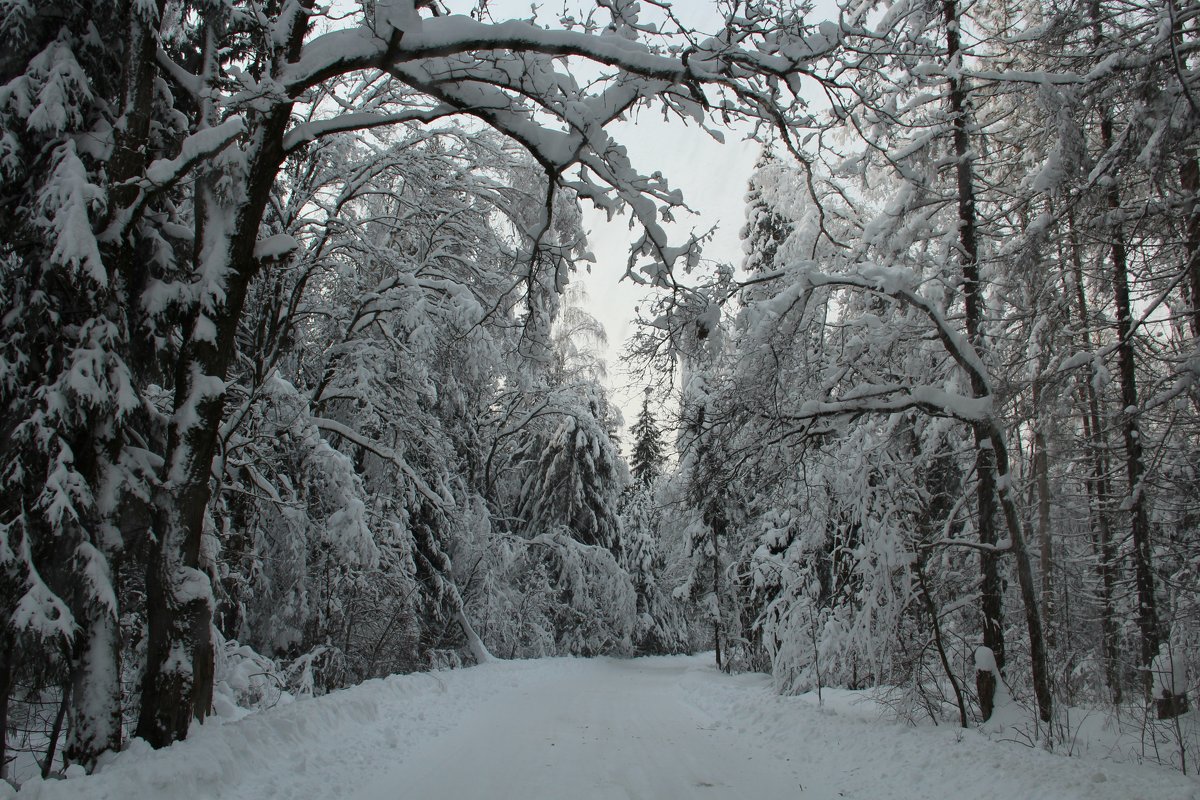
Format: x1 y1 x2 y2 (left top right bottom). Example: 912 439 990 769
630 389 665 489
741 150 795 278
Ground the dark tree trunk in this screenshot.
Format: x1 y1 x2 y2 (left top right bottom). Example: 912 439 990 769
0 635 12 782
1033 421 1054 647
944 0 1052 724
1066 211 1123 703
43 680 70 778
1177 4 1200 340
989 426 1054 724
976 666 997 722
1030 330 1056 650
710 504 726 673
916 557 968 727
64 610 122 769
1184 154 1200 339
46 0 168 768
135 113 295 750
943 0 1004 674
133 0 313 745
1088 1 1162 673
1106 188 1162 677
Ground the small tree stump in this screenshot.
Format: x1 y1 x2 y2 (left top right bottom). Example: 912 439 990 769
1151 647 1189 720
1157 691 1190 720
977 668 997 722
975 646 1000 722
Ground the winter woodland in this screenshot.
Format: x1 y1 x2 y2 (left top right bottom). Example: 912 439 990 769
1 0 1199 787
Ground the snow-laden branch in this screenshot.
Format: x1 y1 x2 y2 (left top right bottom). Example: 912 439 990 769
921 537 1012 554
284 13 836 96
281 105 457 152
781 384 992 424
312 416 445 506
785 263 993 398
143 118 249 188
101 117 248 243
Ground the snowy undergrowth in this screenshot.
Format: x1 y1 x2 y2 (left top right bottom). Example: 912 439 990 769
676 660 1200 800
9 661 533 800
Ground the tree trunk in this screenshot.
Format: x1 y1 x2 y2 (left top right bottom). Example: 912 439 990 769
944 0 1052 723
1065 211 1123 703
976 666 997 722
974 437 1005 672
136 111 295 748
1032 387 1055 647
52 1 165 765
1175 3 1200 340
916 556 968 727
133 0 311 743
944 0 1005 674
457 611 494 665
989 426 1054 724
1104 158 1162 678
64 610 121 770
710 505 725 673
1089 0 1162 674
0 634 12 782
43 680 70 778
1183 153 1200 340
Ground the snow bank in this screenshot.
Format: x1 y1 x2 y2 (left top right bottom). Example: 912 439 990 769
676 659 1199 800
13 661 528 800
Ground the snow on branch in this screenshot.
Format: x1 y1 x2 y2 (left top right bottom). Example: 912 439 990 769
284 13 827 95
141 118 248 188
281 106 458 152
797 265 992 397
783 385 993 425
312 415 445 506
101 117 248 243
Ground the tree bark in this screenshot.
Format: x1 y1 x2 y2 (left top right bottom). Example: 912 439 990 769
0 634 12 782
1090 0 1162 677
944 0 1053 723
64 610 121 769
1065 210 1123 703
916 556 968 727
137 155 283 745
1032 385 1055 647
1183 153 1200 339
1175 1 1200 340
48 0 168 767
134 0 313 746
988 426 1054 724
43 679 70 778
710 504 726 673
943 0 1004 673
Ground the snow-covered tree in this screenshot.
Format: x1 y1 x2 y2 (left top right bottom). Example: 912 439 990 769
629 389 665 489
0 0 842 760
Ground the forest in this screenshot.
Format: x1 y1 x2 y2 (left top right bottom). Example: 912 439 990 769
1 0 1198 783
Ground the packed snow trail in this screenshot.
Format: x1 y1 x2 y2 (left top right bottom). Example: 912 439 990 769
11 654 1198 799
352 657 803 799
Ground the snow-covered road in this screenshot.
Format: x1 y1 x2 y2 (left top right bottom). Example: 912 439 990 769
353 657 803 799
12 654 1199 800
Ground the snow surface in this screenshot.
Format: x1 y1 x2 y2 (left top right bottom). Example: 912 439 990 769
13 655 1198 799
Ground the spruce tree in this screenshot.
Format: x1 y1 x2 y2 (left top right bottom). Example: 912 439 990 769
630 389 665 489
740 150 794 277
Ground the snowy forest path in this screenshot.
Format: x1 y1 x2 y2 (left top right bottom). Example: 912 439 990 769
351 656 805 800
